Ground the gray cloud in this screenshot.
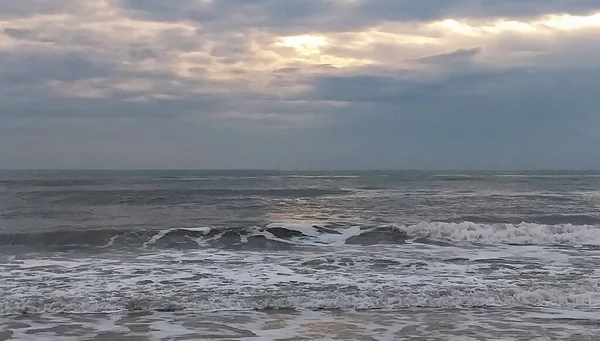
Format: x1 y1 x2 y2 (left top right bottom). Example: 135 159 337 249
120 0 600 34
314 65 600 167
298 47 485 103
357 0 600 22
121 0 335 31
0 51 112 84
0 1 80 18
1 0 600 169
415 47 481 65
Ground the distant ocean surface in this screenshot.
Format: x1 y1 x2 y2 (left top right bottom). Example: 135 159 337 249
1 170 600 340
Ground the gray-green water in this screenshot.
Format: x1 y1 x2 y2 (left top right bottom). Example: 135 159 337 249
1 170 600 340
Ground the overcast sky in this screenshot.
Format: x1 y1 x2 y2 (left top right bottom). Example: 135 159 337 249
1 0 599 170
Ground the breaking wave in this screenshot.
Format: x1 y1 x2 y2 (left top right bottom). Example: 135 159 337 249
2 221 600 249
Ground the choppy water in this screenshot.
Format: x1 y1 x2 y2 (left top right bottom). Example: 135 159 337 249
1 170 600 340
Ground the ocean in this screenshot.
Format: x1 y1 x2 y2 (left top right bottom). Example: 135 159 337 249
1 170 600 340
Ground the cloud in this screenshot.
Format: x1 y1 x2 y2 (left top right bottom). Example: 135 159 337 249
120 0 600 33
0 0 599 169
0 1 81 18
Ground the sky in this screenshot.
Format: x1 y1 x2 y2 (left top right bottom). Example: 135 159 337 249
1 0 600 170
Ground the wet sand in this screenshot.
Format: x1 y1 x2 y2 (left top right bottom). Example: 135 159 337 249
1 308 599 340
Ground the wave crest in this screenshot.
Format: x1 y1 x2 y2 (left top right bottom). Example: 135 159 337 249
2 221 600 250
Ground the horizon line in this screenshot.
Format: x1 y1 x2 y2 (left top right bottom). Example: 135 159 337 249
1 168 599 172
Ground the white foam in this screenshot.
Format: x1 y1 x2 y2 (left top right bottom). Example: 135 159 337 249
245 227 295 245
5 285 600 314
98 235 118 248
395 222 600 246
4 221 600 317
182 227 212 234
143 227 212 247
264 223 362 246
3 240 600 315
248 222 600 247
144 229 171 246
16 259 86 269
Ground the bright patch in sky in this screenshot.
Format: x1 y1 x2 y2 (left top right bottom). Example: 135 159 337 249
278 35 328 55
542 11 600 30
